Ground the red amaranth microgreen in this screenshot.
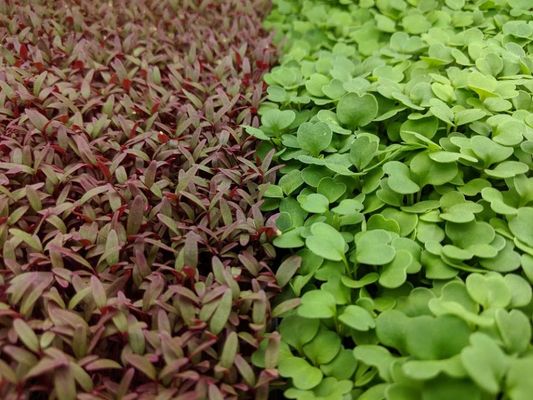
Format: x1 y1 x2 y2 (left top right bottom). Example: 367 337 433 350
0 1 285 399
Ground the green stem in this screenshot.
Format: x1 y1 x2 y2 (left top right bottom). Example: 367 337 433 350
333 214 340 230
342 256 349 273
333 312 341 334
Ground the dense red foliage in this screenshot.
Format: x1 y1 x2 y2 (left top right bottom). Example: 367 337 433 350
0 1 282 398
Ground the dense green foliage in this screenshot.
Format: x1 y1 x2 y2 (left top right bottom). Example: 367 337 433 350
252 0 533 399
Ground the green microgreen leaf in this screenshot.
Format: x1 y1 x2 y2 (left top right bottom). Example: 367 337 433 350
298 290 337 319
279 356 323 390
305 223 346 261
339 305 375 331
337 93 378 128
